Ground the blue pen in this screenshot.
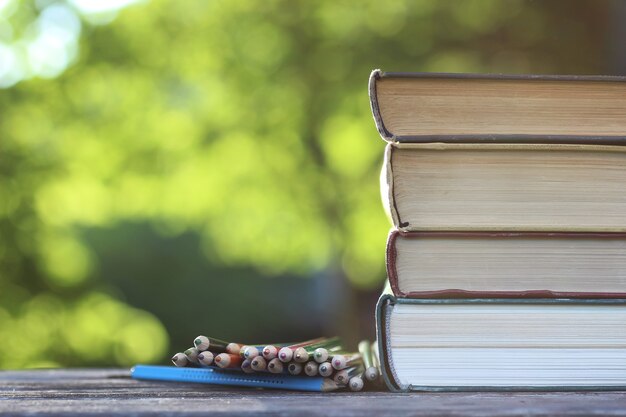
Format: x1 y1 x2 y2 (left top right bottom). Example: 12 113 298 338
131 365 343 392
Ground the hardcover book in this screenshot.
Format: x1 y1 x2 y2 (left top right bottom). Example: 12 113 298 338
381 143 626 231
386 230 626 298
376 294 626 391
369 70 626 143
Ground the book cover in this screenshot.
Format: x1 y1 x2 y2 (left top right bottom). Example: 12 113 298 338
375 294 626 392
369 69 626 144
386 230 626 299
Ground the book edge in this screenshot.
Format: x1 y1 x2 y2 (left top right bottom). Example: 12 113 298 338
383 144 404 228
372 69 626 144
375 293 405 392
386 230 404 298
395 134 626 145
368 69 394 142
380 297 626 391
391 230 626 298
378 70 626 82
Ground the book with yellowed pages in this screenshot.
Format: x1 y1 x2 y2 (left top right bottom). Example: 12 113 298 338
380 143 626 232
368 70 626 143
370 70 626 392
376 293 626 391
386 230 626 299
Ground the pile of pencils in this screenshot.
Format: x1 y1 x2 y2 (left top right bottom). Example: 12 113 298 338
170 336 382 392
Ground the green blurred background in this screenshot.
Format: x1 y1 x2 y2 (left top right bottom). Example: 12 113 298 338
1 0 624 369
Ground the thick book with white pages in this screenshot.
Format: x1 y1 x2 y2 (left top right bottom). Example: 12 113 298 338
376 294 626 391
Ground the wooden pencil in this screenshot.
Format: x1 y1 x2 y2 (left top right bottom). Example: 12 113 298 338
193 335 229 353
262 345 279 360
241 345 260 359
370 341 382 383
313 345 344 363
184 347 200 365
318 362 334 377
334 366 364 385
332 353 362 370
214 353 243 369
293 337 342 363
226 343 245 355
241 358 254 374
320 378 344 392
267 358 284 374
250 356 267 371
288 362 303 375
304 361 319 377
358 340 378 381
349 375 364 391
171 353 189 367
277 337 328 363
197 351 214 366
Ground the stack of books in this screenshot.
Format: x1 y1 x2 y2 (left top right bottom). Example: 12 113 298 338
369 70 626 391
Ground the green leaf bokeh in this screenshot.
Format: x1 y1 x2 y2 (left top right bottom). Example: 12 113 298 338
0 0 619 368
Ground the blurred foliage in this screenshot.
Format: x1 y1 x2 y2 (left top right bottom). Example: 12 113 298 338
0 0 618 368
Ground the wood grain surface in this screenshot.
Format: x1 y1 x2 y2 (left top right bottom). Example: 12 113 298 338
1 369 626 416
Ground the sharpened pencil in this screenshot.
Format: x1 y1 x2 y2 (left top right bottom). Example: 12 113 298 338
241 358 254 374
226 343 244 355
267 358 284 374
370 341 382 383
288 362 303 375
304 361 318 377
241 345 260 359
184 347 200 365
332 353 362 370
277 337 328 363
171 352 188 367
277 346 294 363
358 340 378 381
197 351 214 366
262 345 279 360
194 335 229 353
250 356 267 371
334 366 364 385
292 347 310 363
214 353 243 369
318 361 333 377
293 337 342 363
313 345 343 363
349 375 364 391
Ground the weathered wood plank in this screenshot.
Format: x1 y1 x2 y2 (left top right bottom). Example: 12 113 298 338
1 369 626 417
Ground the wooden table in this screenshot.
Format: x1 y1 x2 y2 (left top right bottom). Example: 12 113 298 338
2 369 626 416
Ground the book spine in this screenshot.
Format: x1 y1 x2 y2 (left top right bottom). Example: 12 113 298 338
375 293 406 392
381 144 405 229
385 230 404 298
368 69 394 142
